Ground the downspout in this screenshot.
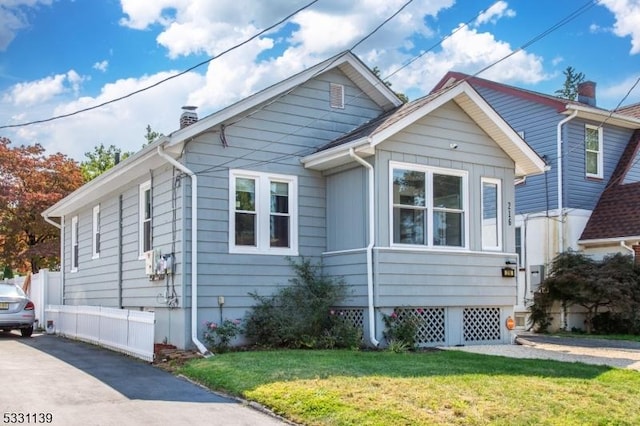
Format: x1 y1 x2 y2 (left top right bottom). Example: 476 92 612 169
348 147 379 347
621 241 635 259
556 110 578 253
157 145 211 356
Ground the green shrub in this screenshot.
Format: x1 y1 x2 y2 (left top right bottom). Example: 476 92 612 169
244 257 355 349
203 318 242 353
382 310 420 350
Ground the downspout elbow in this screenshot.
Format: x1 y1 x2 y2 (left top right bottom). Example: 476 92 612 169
157 146 211 357
43 215 61 229
348 148 379 347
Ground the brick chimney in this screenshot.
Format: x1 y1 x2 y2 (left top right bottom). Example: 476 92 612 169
633 244 640 265
180 106 198 129
577 81 596 106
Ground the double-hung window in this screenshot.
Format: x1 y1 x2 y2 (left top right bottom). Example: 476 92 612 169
585 124 603 178
139 181 152 255
71 215 79 272
92 205 100 259
230 170 298 255
481 178 502 251
391 162 468 248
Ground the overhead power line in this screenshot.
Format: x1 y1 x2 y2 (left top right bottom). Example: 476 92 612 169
0 0 320 130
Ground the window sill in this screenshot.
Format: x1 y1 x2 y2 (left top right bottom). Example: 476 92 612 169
229 246 299 256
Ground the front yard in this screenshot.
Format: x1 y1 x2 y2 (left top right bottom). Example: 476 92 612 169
179 349 640 425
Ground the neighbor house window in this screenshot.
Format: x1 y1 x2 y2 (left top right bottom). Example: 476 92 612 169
71 215 79 272
139 180 152 255
481 178 502 250
585 124 603 178
391 162 468 248
515 226 523 267
92 205 100 259
229 170 298 255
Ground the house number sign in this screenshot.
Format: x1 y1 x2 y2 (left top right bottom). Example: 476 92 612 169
507 201 512 226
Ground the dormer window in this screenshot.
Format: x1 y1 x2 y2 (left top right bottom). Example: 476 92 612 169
330 83 344 109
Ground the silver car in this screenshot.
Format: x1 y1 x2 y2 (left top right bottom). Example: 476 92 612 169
0 283 35 337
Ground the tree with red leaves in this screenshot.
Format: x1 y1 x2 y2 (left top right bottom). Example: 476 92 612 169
0 137 83 273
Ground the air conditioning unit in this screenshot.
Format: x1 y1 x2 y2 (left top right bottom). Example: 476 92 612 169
144 250 156 275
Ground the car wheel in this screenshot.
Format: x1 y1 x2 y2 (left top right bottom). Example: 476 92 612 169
21 326 33 337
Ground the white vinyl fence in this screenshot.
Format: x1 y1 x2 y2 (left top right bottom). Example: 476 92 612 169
4 269 62 329
45 305 155 362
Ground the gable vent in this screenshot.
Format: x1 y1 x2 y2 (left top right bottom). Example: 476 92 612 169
330 83 344 109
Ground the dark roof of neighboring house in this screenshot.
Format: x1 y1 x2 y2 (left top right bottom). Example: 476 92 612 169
617 102 640 119
431 71 613 113
580 129 640 241
318 89 446 152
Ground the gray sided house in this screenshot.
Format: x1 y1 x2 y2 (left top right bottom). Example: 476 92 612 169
43 52 544 351
432 73 640 330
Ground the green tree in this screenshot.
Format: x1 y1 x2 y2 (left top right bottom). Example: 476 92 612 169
530 251 640 333
80 143 133 182
143 124 162 147
372 66 409 103
554 66 585 100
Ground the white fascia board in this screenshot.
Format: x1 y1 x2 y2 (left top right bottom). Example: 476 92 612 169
43 139 181 218
578 236 640 246
369 82 546 177
565 104 640 129
168 52 401 147
301 138 372 170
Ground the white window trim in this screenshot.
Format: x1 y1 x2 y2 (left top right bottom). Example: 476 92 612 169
585 124 603 179
229 169 298 256
71 215 79 273
92 204 100 259
389 161 469 250
481 177 502 251
139 180 151 258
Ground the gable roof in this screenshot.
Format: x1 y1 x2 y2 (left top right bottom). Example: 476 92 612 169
43 51 403 218
302 81 546 178
432 72 640 130
579 130 640 244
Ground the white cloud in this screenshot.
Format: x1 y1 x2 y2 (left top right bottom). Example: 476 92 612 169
93 60 109 72
599 75 640 108
3 71 205 160
0 0 52 51
387 24 547 97
599 0 640 54
5 73 66 106
475 1 516 26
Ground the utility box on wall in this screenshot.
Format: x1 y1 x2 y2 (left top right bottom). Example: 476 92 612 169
529 265 545 293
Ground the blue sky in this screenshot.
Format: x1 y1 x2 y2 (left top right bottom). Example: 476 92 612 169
1 0 639 160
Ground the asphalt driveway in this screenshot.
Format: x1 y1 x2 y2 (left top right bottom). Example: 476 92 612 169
0 332 287 426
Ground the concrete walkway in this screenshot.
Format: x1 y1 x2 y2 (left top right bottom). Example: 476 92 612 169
447 332 640 371
0 332 287 426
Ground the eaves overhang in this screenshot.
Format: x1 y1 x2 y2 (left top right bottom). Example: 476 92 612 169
578 236 640 246
303 81 546 177
167 51 403 147
42 138 184 218
565 104 640 129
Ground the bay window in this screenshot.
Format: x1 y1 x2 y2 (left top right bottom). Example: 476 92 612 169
391 162 467 248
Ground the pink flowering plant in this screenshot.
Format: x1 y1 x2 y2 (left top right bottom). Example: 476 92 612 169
382 309 420 351
203 318 242 353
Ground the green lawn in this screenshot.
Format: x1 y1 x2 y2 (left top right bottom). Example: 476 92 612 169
179 349 640 425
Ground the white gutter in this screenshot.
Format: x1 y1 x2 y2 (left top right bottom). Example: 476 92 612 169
157 146 211 356
348 147 379 347
556 110 578 253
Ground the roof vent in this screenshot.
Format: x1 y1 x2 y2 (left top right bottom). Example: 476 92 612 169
180 106 198 129
577 81 596 107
